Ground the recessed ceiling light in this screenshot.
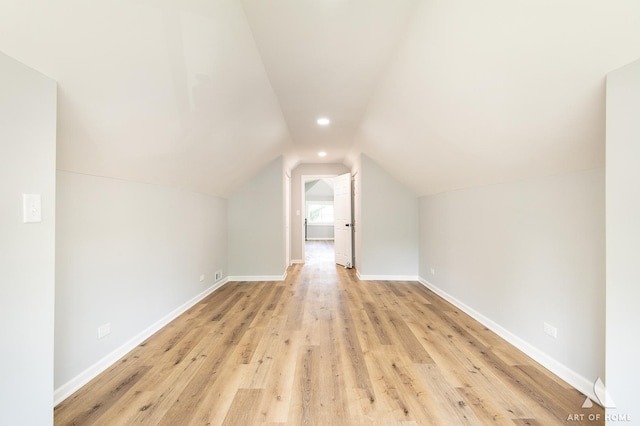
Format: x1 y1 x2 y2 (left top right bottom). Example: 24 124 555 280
317 117 330 126
318 151 327 157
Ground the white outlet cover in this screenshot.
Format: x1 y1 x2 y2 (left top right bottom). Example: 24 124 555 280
544 322 558 338
98 323 111 339
23 194 42 223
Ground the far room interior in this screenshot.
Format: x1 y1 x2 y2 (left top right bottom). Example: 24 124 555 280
1 1 640 425
302 176 336 261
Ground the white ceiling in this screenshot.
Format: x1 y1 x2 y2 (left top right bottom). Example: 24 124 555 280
1 0 639 197
241 0 417 165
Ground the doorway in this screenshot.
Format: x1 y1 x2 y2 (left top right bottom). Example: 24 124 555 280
301 175 336 263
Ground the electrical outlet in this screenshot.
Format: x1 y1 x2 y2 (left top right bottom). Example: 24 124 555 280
544 322 558 338
199 274 205 282
215 270 222 281
98 323 111 339
23 194 42 223
430 267 435 275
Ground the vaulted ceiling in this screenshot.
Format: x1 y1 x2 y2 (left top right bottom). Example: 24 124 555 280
1 0 639 197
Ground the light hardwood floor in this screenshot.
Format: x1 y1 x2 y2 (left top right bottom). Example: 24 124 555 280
55 241 603 425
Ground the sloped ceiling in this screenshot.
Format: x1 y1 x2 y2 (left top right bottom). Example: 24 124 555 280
1 0 639 197
241 0 417 165
305 178 334 200
353 0 640 196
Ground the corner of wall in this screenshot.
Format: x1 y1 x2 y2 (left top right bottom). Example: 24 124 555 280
358 154 418 277
228 157 285 277
0 52 57 425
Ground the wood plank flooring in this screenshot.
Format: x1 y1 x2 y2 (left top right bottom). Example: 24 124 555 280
54 241 603 425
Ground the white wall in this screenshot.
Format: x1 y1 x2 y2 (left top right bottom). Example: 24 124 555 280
228 157 285 277
0 52 57 425
306 225 334 240
55 172 227 397
290 163 349 262
419 169 605 396
606 58 640 423
359 154 418 278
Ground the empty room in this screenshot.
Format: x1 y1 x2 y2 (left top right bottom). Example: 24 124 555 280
1 1 639 425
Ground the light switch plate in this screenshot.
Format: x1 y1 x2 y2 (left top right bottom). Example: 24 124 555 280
23 194 42 223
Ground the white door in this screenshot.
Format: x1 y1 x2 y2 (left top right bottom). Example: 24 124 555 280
333 172 353 267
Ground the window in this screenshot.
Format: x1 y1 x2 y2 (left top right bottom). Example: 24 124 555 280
306 202 334 224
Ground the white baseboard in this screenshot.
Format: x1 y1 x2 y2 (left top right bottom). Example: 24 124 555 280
228 270 287 282
305 238 335 241
417 277 597 403
290 259 304 264
53 278 229 406
356 271 419 281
